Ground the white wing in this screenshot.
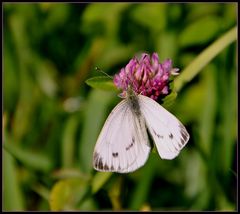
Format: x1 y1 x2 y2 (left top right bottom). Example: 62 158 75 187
93 99 151 173
138 95 189 160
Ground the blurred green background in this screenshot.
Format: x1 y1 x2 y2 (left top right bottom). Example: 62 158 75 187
3 3 237 211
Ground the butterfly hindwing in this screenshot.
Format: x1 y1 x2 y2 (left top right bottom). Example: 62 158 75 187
93 99 151 173
138 95 190 160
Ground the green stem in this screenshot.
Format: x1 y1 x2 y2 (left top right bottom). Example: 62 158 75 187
175 26 237 92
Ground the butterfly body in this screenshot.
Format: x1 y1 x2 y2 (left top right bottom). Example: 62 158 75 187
93 88 189 173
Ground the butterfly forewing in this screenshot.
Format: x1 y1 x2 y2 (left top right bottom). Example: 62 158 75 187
93 99 151 173
138 95 190 160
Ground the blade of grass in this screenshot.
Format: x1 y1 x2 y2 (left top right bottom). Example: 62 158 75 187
61 115 79 168
220 64 237 175
3 150 25 211
3 141 53 173
215 45 237 176
198 64 217 157
92 172 112 194
32 184 50 201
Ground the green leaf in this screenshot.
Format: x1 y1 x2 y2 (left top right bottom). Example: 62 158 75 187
157 31 177 60
173 79 205 124
76 198 96 210
161 91 177 109
131 3 166 32
85 76 118 91
81 3 129 36
49 178 88 211
3 142 53 173
52 168 89 180
161 79 178 108
92 172 112 194
179 16 220 47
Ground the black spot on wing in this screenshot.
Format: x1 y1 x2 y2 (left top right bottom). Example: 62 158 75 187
169 133 173 139
126 137 135 151
178 123 185 130
104 164 109 170
178 142 183 148
152 129 163 139
181 130 188 142
98 157 103 170
179 124 188 139
94 152 105 170
180 138 185 145
179 124 189 144
112 152 118 157
94 152 99 161
93 152 99 168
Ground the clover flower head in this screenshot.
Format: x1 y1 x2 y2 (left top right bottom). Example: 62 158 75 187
113 52 179 100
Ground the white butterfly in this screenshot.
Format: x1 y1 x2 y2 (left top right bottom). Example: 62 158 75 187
93 87 189 173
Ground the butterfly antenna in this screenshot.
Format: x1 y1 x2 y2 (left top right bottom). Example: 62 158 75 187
95 67 113 79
